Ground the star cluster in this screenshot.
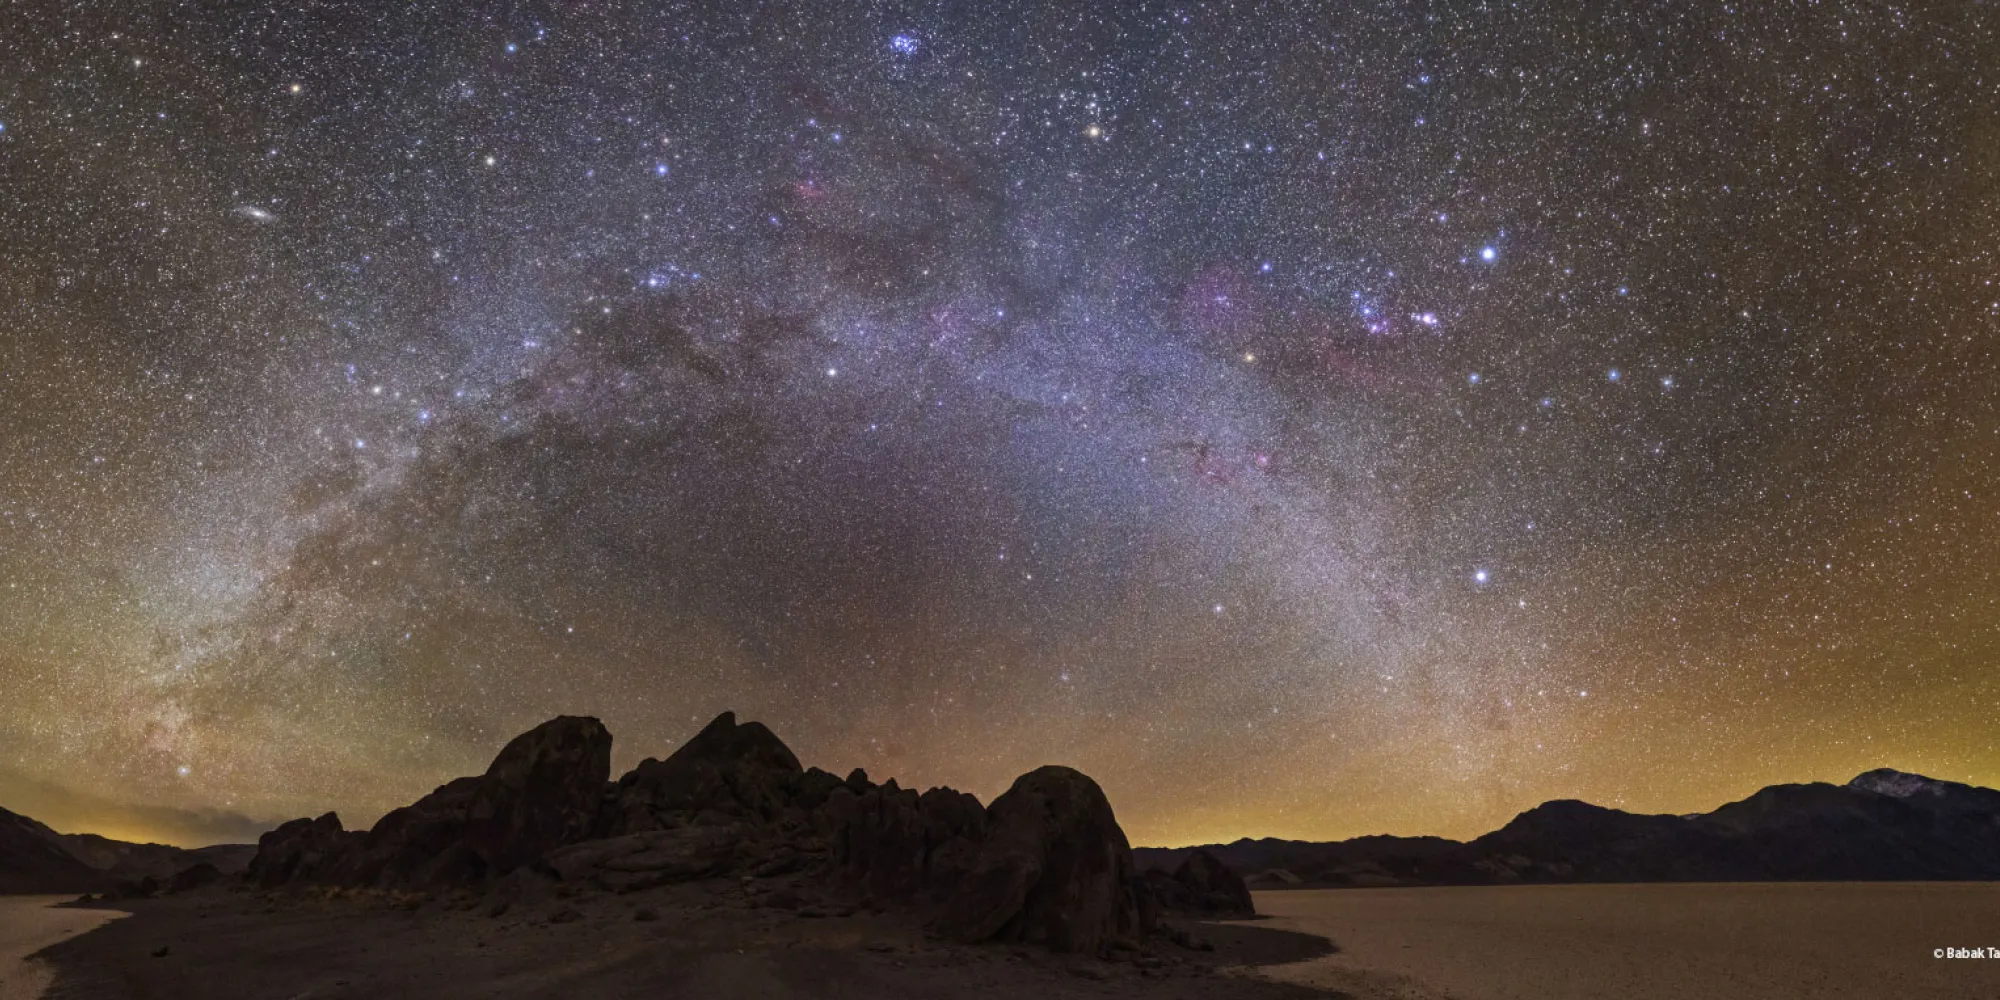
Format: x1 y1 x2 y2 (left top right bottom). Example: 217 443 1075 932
1 1 1996 847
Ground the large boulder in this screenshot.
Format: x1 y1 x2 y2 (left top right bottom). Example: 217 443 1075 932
465 715 613 870
934 766 1148 955
1170 849 1255 916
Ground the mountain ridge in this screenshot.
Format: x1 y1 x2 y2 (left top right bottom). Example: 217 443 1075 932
1134 769 2000 886
0 803 254 894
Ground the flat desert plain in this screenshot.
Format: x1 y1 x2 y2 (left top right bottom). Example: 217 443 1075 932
1248 882 2000 1000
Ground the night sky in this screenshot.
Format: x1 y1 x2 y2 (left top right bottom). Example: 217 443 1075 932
3 1 1998 849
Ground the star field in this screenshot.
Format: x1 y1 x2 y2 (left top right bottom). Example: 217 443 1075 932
1 1 1997 847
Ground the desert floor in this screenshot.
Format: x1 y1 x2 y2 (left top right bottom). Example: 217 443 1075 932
1249 882 2000 1000
23 881 2000 998
26 879 1336 1000
0 898 124 1000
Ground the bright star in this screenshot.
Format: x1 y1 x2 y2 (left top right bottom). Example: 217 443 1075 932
1474 569 1490 585
1480 246 1497 261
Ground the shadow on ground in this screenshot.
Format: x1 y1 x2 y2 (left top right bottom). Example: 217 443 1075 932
1188 917 1340 967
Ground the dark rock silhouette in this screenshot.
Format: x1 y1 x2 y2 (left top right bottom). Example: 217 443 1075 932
1174 849 1256 916
1138 848 1255 917
242 711 1179 954
464 714 612 870
934 766 1148 955
251 716 613 888
603 711 807 830
544 824 749 892
823 778 986 899
247 812 356 888
1136 768 2000 888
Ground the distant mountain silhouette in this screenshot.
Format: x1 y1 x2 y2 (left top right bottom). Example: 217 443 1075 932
0 803 254 894
1135 770 2000 886
0 805 106 893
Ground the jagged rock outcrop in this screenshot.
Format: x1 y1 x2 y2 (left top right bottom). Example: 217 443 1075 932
821 777 986 899
602 711 811 832
934 766 1149 955
464 714 613 869
247 711 1159 956
252 716 611 888
248 812 357 888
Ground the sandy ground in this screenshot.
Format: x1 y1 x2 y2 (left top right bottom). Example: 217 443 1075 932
0 898 125 1000
1247 883 2000 1000
28 879 1339 999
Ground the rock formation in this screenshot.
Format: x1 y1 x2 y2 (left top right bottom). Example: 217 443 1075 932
247 711 1180 955
249 715 613 889
934 766 1148 954
247 812 356 888
1142 848 1254 917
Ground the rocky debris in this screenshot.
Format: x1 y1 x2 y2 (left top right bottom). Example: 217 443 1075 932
934 766 1149 955
247 711 1161 957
